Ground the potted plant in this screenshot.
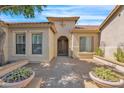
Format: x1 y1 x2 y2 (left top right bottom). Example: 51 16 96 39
0 67 35 88
89 67 124 87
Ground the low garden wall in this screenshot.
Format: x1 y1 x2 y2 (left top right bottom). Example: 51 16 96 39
0 60 29 77
93 55 124 73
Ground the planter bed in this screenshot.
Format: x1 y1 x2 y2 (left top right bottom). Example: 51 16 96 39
89 67 124 88
0 67 35 88
89 71 124 88
93 55 124 73
0 60 29 77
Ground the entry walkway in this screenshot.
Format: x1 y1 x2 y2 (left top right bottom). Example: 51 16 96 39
26 57 96 88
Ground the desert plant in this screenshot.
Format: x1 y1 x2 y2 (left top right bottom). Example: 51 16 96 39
2 67 33 83
114 48 124 63
95 48 104 57
92 67 119 82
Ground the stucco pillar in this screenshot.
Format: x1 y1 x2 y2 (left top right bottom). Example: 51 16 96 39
0 21 8 65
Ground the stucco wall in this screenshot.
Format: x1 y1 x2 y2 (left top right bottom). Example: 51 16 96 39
52 21 76 57
48 28 55 61
1 26 8 63
100 6 124 59
8 27 49 62
72 32 99 58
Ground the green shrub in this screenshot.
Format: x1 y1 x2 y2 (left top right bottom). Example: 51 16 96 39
92 67 119 82
114 48 124 63
95 48 104 57
2 67 32 83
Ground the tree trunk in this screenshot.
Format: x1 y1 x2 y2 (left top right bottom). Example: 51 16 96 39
0 28 6 66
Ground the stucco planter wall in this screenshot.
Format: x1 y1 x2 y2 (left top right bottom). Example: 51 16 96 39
0 71 35 88
0 60 29 77
89 71 124 88
115 65 124 73
93 55 124 73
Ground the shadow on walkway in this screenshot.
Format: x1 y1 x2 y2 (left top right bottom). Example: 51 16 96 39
26 57 96 88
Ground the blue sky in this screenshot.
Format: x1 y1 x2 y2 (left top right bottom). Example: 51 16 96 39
0 5 115 25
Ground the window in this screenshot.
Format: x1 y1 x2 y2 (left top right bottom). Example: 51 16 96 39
16 33 26 54
32 33 42 54
80 36 93 52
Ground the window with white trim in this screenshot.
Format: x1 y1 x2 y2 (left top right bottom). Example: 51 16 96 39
16 33 26 54
32 33 42 54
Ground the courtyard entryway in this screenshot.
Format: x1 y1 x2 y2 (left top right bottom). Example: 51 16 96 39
26 57 96 88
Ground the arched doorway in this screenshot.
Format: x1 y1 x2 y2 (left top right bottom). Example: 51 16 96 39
57 36 68 56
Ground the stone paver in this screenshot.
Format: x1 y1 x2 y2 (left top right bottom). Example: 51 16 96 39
25 56 96 88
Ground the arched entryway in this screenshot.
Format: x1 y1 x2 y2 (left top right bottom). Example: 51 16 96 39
57 36 68 56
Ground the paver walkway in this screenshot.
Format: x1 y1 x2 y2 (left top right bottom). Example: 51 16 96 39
26 57 96 88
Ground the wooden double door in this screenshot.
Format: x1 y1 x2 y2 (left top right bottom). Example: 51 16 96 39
57 36 68 56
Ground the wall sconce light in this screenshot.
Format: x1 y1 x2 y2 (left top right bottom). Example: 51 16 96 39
118 43 124 50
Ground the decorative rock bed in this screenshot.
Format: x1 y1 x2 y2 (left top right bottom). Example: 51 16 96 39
0 67 35 88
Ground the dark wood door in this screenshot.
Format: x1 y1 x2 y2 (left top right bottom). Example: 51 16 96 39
58 36 68 56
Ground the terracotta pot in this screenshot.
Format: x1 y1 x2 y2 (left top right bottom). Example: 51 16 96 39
0 71 35 88
89 71 124 88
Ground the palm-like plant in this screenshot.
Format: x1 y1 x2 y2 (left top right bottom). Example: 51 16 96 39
0 5 44 18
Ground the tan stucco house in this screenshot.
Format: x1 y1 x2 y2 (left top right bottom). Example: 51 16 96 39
100 5 124 59
0 16 99 63
2 5 124 64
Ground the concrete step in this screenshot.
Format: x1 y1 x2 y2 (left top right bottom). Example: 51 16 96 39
26 77 44 88
84 80 99 88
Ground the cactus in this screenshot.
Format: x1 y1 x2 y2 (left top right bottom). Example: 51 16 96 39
95 48 104 57
114 48 124 63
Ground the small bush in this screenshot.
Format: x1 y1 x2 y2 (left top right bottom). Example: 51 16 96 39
92 67 119 82
95 48 104 57
114 48 124 63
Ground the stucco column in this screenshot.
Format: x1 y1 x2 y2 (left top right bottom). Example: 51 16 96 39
0 27 6 65
70 33 73 57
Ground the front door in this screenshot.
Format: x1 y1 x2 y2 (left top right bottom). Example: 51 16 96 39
58 36 68 56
